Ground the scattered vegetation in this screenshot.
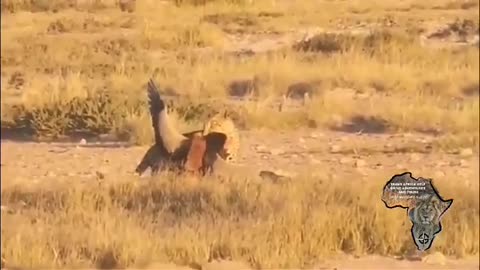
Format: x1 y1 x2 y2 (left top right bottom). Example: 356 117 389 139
1 172 478 269
2 0 478 147
293 30 415 54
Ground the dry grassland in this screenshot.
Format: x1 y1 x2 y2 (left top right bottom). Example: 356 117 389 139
2 171 479 269
1 0 479 269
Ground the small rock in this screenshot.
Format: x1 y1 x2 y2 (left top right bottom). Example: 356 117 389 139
299 137 306 143
460 159 469 167
261 155 269 160
270 148 284 155
340 157 350 164
79 138 87 145
415 138 428 143
355 159 366 167
255 145 267 152
357 93 370 99
422 252 447 265
459 148 473 157
434 171 445 178
310 132 322 138
45 171 56 177
330 145 342 153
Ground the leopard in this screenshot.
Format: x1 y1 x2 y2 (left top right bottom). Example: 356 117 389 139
202 111 240 163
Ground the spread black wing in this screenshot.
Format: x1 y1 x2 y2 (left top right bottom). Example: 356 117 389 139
147 78 165 146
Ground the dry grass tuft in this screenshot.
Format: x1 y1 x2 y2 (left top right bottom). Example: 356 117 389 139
1 0 116 13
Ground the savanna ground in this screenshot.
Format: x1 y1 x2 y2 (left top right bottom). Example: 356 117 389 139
1 0 479 269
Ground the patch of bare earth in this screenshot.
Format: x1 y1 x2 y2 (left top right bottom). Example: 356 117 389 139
1 130 478 188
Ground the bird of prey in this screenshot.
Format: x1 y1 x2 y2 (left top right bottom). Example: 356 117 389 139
135 79 229 176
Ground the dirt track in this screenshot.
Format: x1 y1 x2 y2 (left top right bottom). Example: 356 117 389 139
1 130 478 188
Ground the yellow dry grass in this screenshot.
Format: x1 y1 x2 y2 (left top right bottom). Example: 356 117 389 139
2 172 478 269
1 0 479 145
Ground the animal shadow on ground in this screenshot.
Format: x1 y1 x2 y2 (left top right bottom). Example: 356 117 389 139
73 143 131 149
0 126 35 142
412 127 443 136
1 126 130 148
332 115 390 134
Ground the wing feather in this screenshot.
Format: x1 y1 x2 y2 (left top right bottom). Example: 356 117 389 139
147 78 187 153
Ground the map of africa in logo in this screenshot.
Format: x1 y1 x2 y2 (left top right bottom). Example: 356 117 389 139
381 172 453 251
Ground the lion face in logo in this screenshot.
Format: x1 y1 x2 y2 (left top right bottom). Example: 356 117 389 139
409 195 443 225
